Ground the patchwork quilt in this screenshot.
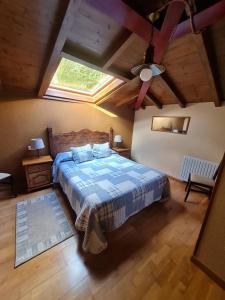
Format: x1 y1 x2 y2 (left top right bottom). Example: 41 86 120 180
52 154 170 254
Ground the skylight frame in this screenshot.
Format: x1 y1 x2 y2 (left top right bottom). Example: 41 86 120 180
49 76 114 97
49 57 114 96
45 57 124 103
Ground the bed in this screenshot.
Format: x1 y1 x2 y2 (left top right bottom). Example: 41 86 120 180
47 127 170 254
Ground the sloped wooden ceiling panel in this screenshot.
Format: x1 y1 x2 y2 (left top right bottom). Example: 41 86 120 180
68 1 128 58
162 34 212 103
0 0 68 96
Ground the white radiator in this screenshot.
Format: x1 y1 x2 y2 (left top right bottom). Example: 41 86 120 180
180 155 219 181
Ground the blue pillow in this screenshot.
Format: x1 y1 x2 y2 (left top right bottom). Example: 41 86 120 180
71 144 93 163
93 142 111 158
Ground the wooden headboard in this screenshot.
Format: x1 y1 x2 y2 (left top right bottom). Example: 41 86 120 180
47 127 113 158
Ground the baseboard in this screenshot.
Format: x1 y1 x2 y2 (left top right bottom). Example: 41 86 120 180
191 255 225 290
167 174 184 183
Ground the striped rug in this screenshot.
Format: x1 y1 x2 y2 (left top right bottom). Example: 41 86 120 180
15 191 73 267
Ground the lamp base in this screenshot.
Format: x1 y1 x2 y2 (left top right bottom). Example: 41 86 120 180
37 149 40 157
34 149 42 158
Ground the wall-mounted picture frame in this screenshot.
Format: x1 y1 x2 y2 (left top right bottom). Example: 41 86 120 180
151 116 191 135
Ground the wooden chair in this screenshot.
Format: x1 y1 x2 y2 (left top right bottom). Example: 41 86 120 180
0 173 17 197
184 163 220 202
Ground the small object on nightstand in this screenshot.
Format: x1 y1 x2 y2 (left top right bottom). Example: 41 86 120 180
114 135 122 148
22 155 53 192
112 147 131 159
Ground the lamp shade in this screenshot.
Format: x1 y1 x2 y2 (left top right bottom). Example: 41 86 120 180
29 138 45 150
114 135 122 143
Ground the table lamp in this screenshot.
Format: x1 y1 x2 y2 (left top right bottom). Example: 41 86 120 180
28 138 45 157
114 135 122 148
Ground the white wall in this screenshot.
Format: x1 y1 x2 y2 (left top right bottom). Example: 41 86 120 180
131 103 225 179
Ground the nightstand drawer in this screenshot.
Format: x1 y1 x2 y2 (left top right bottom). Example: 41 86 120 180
27 163 51 174
28 170 51 188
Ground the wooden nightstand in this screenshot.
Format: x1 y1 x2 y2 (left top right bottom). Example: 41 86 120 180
112 147 131 159
22 155 53 192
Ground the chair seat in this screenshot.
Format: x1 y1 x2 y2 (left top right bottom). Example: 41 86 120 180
191 174 215 187
0 173 11 180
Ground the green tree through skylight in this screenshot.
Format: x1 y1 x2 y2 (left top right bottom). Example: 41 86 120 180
51 58 112 92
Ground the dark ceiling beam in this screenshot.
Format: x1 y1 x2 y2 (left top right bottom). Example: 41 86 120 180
161 73 186 108
134 2 185 110
102 32 137 70
192 31 221 107
87 0 160 46
88 0 225 47
145 92 163 109
153 2 185 64
62 44 132 83
38 0 81 97
172 0 225 40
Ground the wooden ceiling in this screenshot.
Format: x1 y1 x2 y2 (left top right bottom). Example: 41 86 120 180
0 0 68 97
0 0 224 109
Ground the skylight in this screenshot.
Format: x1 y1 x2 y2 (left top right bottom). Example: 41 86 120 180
50 58 113 94
46 57 124 103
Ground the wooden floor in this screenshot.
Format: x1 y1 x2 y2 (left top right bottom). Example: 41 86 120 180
0 179 225 300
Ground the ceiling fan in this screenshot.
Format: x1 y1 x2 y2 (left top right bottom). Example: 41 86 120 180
132 0 198 110
131 46 166 82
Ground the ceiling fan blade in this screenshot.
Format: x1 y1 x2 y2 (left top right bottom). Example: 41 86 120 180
134 80 151 110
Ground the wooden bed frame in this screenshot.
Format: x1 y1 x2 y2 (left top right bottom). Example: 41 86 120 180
47 127 113 158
